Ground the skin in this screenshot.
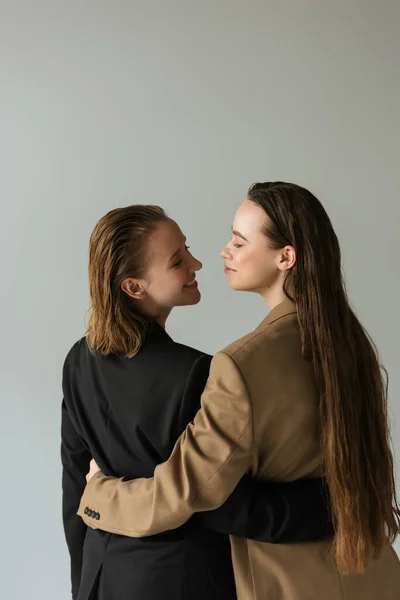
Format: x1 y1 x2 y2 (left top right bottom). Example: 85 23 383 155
86 199 296 481
121 218 202 328
220 199 296 311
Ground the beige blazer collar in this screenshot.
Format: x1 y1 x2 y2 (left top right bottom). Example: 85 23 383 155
254 298 297 334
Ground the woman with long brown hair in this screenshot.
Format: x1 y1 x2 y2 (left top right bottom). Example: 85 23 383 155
61 203 332 600
246 182 400 574
79 182 400 599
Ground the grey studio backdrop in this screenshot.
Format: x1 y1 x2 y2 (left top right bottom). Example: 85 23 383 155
0 2 399 599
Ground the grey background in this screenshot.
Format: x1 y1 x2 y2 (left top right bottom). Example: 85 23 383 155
1 1 399 598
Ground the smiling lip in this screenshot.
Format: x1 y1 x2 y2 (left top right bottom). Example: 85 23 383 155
183 280 198 289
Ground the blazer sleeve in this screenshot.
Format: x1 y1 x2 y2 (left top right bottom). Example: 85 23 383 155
61 359 91 599
200 474 333 542
176 354 334 543
77 351 253 537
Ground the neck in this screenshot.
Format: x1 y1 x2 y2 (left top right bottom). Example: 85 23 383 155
259 286 289 312
155 307 172 329
137 298 172 329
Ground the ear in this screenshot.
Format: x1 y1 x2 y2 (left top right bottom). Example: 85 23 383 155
277 245 296 271
121 278 147 300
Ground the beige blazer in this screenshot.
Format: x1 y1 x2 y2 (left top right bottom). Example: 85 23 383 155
78 299 400 599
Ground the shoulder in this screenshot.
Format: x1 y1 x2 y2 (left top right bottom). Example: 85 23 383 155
63 337 88 372
65 335 211 376
150 336 212 380
220 312 300 369
167 339 211 364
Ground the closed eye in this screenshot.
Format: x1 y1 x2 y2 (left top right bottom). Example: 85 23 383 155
173 245 191 267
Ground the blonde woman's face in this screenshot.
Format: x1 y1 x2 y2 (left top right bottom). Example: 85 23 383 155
141 218 202 309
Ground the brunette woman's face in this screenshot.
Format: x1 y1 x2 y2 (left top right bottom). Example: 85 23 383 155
220 199 293 295
129 218 202 311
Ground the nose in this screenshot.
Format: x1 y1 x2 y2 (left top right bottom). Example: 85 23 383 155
189 255 202 273
220 244 232 259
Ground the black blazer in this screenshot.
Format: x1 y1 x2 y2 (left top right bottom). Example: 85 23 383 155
61 325 331 600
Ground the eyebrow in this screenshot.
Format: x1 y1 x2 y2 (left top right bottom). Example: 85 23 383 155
232 228 248 242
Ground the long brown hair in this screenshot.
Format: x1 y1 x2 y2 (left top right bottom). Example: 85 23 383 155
248 181 400 573
86 205 167 357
